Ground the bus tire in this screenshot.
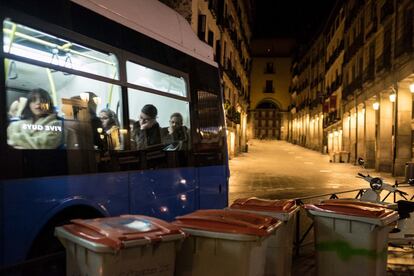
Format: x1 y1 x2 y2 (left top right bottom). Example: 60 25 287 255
24 205 103 275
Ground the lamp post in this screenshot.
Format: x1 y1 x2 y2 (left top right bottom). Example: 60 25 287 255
392 84 398 176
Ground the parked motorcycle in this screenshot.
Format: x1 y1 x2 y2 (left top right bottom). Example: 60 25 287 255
356 157 414 246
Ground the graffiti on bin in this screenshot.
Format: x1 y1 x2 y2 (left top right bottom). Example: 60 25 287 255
316 240 387 260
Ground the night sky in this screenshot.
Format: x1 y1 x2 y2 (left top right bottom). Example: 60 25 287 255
254 1 337 43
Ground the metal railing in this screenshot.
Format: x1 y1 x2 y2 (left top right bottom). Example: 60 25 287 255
293 184 414 257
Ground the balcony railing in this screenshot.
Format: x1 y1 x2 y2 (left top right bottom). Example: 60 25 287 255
376 48 392 73
323 110 340 128
363 63 375 82
297 101 307 112
326 40 344 70
263 87 274 93
342 75 363 100
325 76 343 97
380 0 394 24
395 25 413 58
309 97 322 110
222 64 242 91
365 17 378 40
344 33 364 64
226 106 240 124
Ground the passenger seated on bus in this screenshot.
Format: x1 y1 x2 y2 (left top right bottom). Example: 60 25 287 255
99 108 121 150
161 112 189 151
132 104 161 150
7 88 63 149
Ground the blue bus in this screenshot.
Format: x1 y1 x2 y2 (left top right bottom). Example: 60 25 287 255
0 0 229 273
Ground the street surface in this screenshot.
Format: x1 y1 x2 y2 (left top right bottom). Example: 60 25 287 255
229 139 400 204
229 139 414 275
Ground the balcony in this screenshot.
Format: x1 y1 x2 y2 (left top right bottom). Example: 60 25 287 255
263 87 274 93
325 40 344 70
292 67 299 76
297 100 308 112
365 17 378 40
208 0 223 19
309 97 322 110
223 65 242 91
345 0 364 30
395 27 413 58
287 103 296 112
226 106 240 124
376 48 391 73
344 33 364 64
323 110 340 128
342 75 362 100
363 63 375 82
380 0 394 24
325 77 342 98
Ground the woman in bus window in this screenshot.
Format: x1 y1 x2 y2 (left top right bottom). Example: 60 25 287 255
161 112 189 150
132 104 161 149
99 108 121 150
7 88 63 149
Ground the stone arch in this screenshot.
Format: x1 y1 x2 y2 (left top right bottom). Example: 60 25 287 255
253 99 282 140
255 98 282 110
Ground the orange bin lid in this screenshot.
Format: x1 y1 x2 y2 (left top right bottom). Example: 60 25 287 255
230 197 297 213
63 215 184 251
304 200 395 218
173 209 279 237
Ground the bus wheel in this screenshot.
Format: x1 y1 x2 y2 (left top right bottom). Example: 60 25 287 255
24 206 103 276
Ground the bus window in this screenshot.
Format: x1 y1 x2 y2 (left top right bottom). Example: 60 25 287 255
197 90 223 143
126 61 186 97
5 59 124 151
127 88 190 168
3 19 119 80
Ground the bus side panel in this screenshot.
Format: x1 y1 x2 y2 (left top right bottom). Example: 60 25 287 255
129 168 197 221
1 172 129 265
197 165 228 209
0 181 3 267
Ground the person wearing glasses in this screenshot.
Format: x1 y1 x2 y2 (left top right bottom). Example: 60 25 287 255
132 104 161 150
161 112 189 151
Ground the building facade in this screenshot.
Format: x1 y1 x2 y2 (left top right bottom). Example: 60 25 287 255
250 39 294 141
160 0 253 157
288 0 414 176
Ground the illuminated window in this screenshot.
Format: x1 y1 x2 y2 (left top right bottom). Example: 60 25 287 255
5 59 123 150
3 19 119 80
126 61 187 98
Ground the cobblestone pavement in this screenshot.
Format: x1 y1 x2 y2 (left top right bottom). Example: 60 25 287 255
228 139 414 275
229 139 402 204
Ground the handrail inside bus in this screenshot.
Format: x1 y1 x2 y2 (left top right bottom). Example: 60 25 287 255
3 28 116 66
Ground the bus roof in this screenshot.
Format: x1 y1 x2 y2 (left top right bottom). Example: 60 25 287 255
70 0 218 67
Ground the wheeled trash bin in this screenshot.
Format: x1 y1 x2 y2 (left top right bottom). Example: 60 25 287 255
55 215 185 276
305 200 399 276
229 197 299 276
173 209 282 276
